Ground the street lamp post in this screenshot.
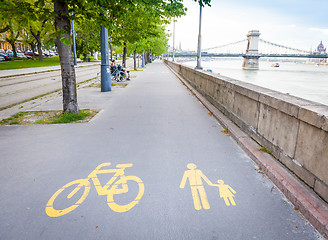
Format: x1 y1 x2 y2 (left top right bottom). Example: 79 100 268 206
172 19 176 62
100 25 111 92
110 37 113 62
195 5 203 70
71 19 77 66
142 52 145 67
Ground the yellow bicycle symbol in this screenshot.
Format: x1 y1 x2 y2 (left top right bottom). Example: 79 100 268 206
45 163 144 217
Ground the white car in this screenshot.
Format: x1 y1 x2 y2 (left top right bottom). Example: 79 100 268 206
48 51 56 56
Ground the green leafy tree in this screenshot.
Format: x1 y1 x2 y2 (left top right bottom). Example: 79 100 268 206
4 20 21 57
0 0 54 59
0 13 22 57
147 26 169 56
75 19 100 61
30 19 54 61
111 2 181 68
21 28 37 58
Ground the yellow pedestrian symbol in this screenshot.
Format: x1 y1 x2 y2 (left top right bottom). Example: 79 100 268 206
180 163 236 210
212 180 236 206
46 163 144 217
179 163 213 210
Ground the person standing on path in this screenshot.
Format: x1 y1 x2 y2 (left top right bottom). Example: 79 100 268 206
180 163 213 210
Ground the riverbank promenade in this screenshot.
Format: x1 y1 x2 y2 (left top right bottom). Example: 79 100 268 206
0 60 327 239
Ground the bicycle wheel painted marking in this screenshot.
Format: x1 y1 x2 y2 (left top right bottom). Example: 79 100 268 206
46 179 91 217
45 163 144 217
107 176 145 213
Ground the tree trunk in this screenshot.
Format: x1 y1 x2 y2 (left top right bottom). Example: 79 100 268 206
29 43 36 59
133 50 137 70
54 1 79 114
145 53 148 64
30 28 44 61
6 32 18 57
37 40 43 61
10 43 17 57
122 42 127 68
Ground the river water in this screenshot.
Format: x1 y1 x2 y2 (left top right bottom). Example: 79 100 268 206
179 58 328 106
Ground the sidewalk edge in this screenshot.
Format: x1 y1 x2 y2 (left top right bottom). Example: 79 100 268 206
165 63 328 239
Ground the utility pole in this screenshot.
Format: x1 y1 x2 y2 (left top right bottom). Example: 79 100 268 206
100 25 111 92
196 5 203 70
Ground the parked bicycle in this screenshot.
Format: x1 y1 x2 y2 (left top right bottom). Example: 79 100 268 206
97 67 130 83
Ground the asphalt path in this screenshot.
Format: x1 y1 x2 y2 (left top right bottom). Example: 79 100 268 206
0 60 322 239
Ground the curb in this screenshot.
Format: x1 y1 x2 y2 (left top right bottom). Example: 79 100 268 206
165 63 328 239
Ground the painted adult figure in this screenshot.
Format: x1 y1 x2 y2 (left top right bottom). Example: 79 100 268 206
180 163 213 210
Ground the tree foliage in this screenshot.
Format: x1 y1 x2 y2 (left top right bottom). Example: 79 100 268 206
194 0 211 7
75 18 100 59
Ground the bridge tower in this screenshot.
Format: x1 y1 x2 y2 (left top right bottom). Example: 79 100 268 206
242 30 261 69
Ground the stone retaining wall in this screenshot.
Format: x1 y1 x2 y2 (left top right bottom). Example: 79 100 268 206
165 60 328 202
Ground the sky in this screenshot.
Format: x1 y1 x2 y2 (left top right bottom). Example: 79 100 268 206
168 0 328 52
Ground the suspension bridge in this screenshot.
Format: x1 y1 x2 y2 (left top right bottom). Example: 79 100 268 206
172 30 327 69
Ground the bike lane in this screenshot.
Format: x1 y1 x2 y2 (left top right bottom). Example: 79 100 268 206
0 61 324 239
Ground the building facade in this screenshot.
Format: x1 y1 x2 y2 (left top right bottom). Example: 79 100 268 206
0 32 27 52
311 41 327 63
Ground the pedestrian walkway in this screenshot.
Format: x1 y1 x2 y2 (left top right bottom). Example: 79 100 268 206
0 60 325 240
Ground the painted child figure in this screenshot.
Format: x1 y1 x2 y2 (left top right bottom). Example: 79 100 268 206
213 180 236 206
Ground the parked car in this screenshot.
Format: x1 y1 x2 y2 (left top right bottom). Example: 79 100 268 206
0 54 11 61
24 51 39 57
48 50 57 56
0 56 4 62
17 52 31 59
42 50 50 57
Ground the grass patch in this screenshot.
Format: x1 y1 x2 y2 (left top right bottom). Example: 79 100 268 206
0 109 99 125
111 82 128 87
259 146 272 154
80 54 101 62
87 82 128 88
42 110 92 124
0 57 60 70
